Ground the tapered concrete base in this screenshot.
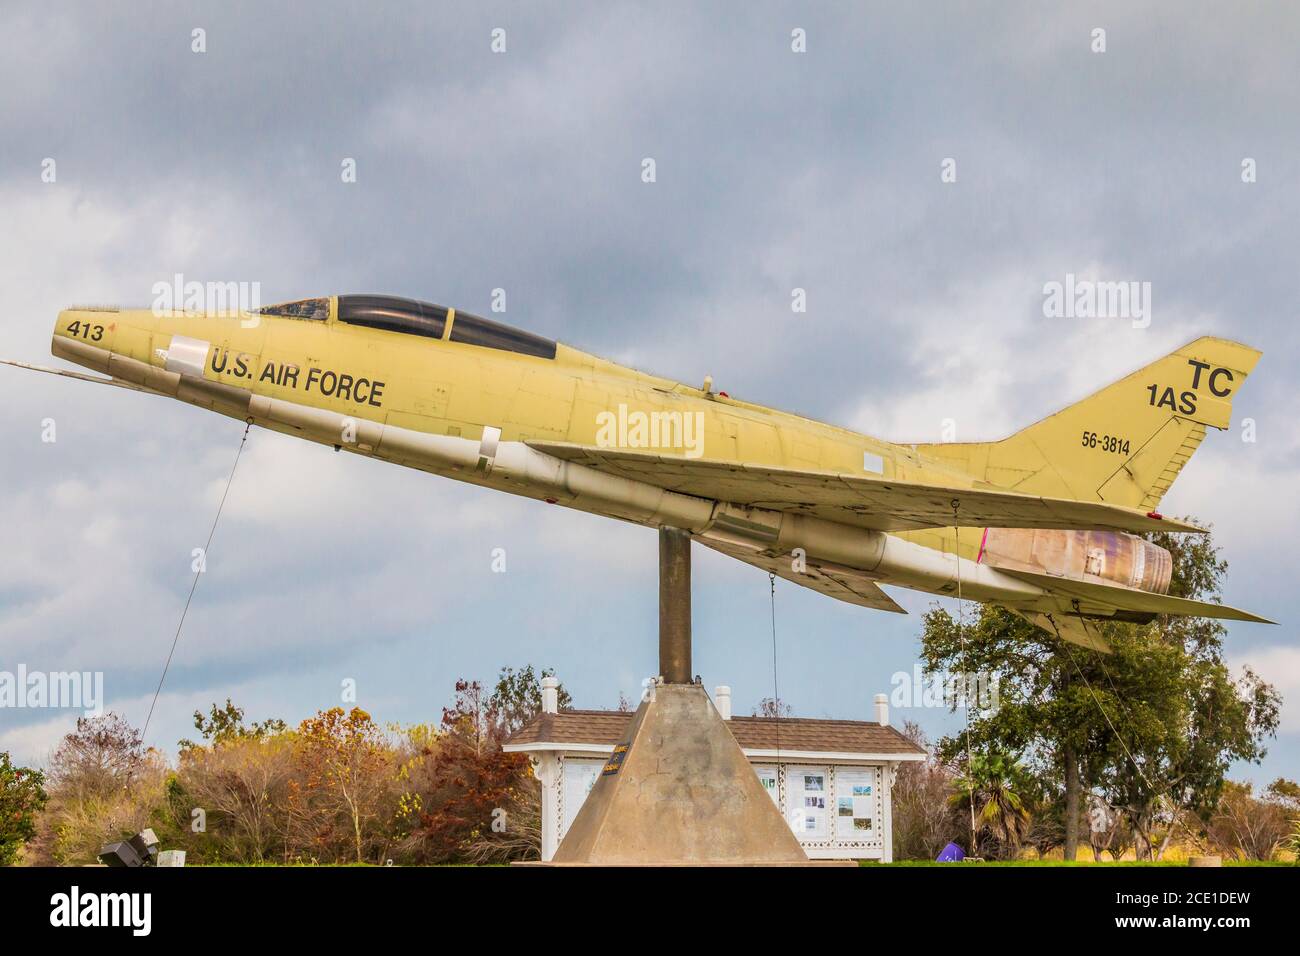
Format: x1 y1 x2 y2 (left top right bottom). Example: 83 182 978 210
551 683 808 865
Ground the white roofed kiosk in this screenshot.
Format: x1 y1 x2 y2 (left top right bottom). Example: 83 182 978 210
505 678 926 862
506 528 924 865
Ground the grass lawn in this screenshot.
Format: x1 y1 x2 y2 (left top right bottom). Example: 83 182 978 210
864 859 1288 867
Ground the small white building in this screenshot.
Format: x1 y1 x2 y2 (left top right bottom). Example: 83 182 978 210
504 680 926 862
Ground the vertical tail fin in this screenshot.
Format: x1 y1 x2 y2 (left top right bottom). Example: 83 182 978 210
918 337 1261 509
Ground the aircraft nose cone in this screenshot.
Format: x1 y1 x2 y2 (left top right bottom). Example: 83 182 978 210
52 307 119 374
55 307 115 345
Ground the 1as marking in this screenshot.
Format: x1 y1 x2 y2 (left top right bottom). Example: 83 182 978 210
66 320 103 342
1146 359 1236 415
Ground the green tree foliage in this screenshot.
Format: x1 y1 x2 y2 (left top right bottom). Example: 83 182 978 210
178 698 287 752
949 751 1032 858
920 523 1281 860
0 752 48 865
490 665 571 737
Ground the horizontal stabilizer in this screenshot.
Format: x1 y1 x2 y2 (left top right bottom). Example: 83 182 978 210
528 441 1203 535
1001 567 1275 624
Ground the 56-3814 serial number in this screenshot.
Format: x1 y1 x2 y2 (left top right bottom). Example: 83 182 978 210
1081 431 1130 455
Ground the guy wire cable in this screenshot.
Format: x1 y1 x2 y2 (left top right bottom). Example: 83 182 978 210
141 420 253 741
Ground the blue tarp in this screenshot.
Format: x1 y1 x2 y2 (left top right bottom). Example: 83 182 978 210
936 842 966 862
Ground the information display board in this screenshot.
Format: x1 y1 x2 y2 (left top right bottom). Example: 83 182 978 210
834 767 878 840
787 766 829 839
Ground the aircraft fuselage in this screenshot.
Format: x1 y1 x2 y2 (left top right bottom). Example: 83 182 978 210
43 296 1202 631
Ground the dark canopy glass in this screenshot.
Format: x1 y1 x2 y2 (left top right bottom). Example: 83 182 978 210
337 295 447 339
336 295 556 359
449 310 557 359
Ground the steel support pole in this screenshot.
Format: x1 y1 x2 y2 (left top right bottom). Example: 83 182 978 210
658 526 692 684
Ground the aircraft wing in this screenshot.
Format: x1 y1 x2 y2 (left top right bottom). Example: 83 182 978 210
697 534 907 613
999 567 1276 624
526 442 1202 534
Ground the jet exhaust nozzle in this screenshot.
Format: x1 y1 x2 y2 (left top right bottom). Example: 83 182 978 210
980 527 1173 594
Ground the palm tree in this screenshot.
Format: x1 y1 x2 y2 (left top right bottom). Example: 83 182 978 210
1285 816 1300 864
950 751 1032 857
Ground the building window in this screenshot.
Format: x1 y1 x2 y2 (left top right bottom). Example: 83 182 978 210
337 295 448 339
449 310 557 360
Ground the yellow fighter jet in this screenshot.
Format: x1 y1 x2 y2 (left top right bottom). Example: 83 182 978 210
11 295 1273 651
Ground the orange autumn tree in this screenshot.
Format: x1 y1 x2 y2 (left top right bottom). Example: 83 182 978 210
409 679 536 863
291 708 394 864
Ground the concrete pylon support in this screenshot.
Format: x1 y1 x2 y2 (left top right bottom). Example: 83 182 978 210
547 525 811 865
658 526 692 684
550 682 808 864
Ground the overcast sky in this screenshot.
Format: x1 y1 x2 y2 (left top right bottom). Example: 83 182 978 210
1 1 1296 785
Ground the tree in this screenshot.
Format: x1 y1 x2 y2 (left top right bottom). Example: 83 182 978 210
411 735 535 863
1285 814 1300 862
398 671 559 863
949 751 1033 858
488 666 571 738
42 713 168 865
442 679 500 755
1204 779 1298 861
174 735 295 863
753 696 793 718
891 721 964 860
179 699 287 752
1092 630 1278 860
0 753 47 865
920 605 1085 857
920 523 1281 861
406 677 537 862
459 774 542 864
292 708 393 864
48 713 146 801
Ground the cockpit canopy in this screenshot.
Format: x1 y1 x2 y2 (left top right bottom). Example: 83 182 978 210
256 297 330 321
338 295 447 339
255 294 556 360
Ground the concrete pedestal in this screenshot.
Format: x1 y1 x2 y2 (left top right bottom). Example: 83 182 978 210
551 682 809 864
546 527 811 865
